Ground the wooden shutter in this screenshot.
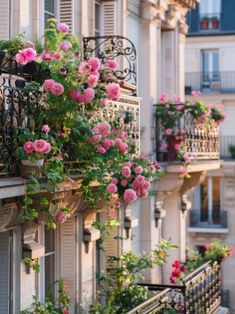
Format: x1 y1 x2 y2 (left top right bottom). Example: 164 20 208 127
60 217 76 313
0 231 10 314
161 31 175 95
103 225 120 269
59 0 73 33
101 1 118 35
0 0 10 39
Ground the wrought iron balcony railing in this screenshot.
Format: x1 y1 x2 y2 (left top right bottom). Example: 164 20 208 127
134 261 221 314
189 210 228 229
83 36 137 94
155 105 220 162
0 75 140 176
185 71 235 94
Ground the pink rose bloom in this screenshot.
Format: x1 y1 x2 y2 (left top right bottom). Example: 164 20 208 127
121 179 128 187
56 131 65 138
56 211 67 223
84 87 95 103
42 79 55 92
159 94 167 103
76 92 86 103
106 83 121 101
16 48 37 65
139 189 148 198
43 142 52 154
57 22 70 34
50 82 64 96
111 178 118 184
121 166 131 178
87 57 101 71
115 201 121 209
78 62 91 77
135 175 145 185
174 144 180 151
143 181 151 190
123 189 137 203
53 52 62 59
204 243 211 251
87 135 102 144
106 183 117 194
108 209 117 217
161 142 168 149
100 98 107 106
118 142 128 153
134 166 143 175
23 141 35 154
34 139 50 154
69 90 78 100
191 90 201 96
41 51 52 61
87 74 99 87
183 154 191 163
96 121 111 137
165 128 172 136
124 161 132 168
41 124 50 134
102 139 114 150
59 41 71 52
96 146 106 154
106 59 118 70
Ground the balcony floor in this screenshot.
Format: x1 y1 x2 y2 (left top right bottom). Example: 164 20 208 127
161 160 221 174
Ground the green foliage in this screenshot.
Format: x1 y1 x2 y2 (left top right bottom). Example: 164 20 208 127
22 258 40 273
0 33 25 55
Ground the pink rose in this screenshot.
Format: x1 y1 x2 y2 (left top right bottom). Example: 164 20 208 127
106 183 117 194
134 166 143 174
100 98 107 106
43 142 52 154
57 22 70 34
108 209 117 217
87 74 99 87
118 142 128 153
95 122 111 137
121 179 128 187
87 57 101 71
59 41 71 52
106 83 121 101
161 142 168 149
50 82 64 96
34 139 51 154
53 52 62 60
106 59 118 70
174 144 180 151
111 178 118 184
121 166 131 178
183 154 191 163
42 124 50 134
23 141 35 154
16 48 37 65
43 79 54 91
84 87 95 103
87 135 102 144
102 139 114 150
124 161 132 168
41 51 52 61
123 189 137 203
165 128 172 136
159 94 167 103
96 146 106 154
56 211 67 223
134 175 145 184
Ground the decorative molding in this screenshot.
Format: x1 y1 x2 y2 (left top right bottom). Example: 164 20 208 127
0 202 18 230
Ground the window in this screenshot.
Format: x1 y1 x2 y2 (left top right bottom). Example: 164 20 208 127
44 0 56 27
202 50 219 91
44 228 56 298
199 0 221 30
95 1 101 37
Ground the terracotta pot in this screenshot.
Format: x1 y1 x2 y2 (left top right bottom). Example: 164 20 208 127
20 159 44 179
167 136 181 161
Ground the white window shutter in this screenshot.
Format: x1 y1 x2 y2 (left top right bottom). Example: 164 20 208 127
0 0 10 39
0 232 10 314
103 226 119 269
59 0 73 33
60 217 76 311
101 1 118 35
161 31 175 95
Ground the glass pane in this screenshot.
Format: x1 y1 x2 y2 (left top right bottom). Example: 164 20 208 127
202 52 209 74
212 176 220 212
95 4 100 32
45 0 55 13
45 229 55 254
45 254 55 299
200 177 208 221
200 0 210 14
212 52 219 73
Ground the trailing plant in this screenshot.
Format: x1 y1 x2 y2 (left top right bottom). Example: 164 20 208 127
22 257 40 273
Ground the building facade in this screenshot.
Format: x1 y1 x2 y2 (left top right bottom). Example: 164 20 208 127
1 0 229 313
186 0 235 311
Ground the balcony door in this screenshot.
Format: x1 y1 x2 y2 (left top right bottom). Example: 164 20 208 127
202 50 219 91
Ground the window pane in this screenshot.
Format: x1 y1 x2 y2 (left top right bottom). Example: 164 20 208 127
45 0 55 13
212 176 220 211
200 177 208 221
45 229 55 254
45 254 55 298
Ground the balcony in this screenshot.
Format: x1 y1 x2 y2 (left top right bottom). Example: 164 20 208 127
220 135 235 160
188 210 228 233
128 261 223 313
185 72 235 95
155 104 220 172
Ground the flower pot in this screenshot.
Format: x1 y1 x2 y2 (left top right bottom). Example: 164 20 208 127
211 19 219 29
20 159 44 179
200 19 209 30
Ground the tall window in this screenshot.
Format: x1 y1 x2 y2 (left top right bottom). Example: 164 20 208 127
95 1 101 36
202 50 219 90
44 0 56 27
44 229 55 298
199 0 221 30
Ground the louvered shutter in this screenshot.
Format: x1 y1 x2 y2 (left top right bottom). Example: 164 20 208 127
0 0 10 39
59 0 73 33
103 226 120 269
101 1 118 35
161 31 175 96
0 231 10 314
60 217 76 313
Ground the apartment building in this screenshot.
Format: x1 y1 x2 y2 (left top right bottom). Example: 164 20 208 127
2 0 229 313
185 0 235 311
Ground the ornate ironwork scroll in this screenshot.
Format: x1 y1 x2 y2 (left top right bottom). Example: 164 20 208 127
83 36 137 90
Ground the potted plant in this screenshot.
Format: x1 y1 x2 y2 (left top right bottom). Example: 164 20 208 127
229 144 235 159
211 16 220 29
200 17 210 30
